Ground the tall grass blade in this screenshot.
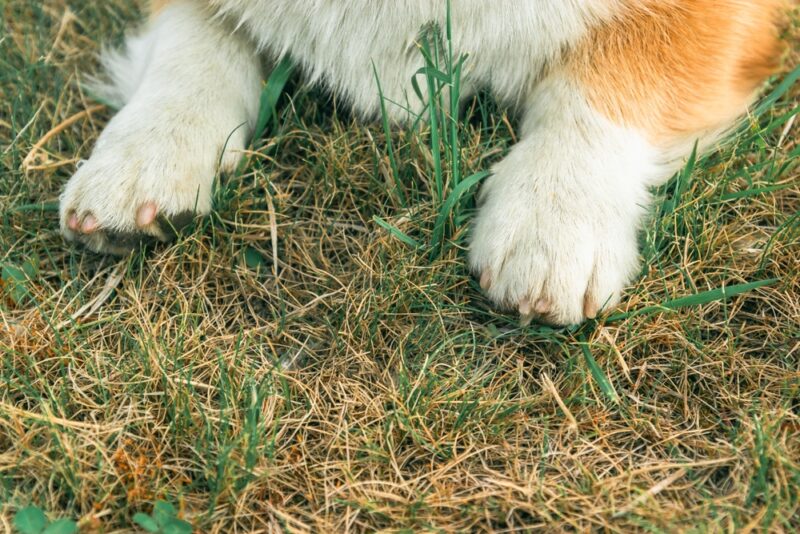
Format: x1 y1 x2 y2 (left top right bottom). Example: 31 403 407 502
606 278 778 322
579 337 620 405
373 215 422 249
752 64 800 118
430 171 489 257
252 57 294 143
373 62 408 207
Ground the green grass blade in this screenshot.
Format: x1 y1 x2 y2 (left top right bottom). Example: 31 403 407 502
420 38 444 205
413 66 451 85
662 141 698 216
752 64 800 118
373 61 407 207
252 57 294 143
430 170 490 257
449 58 465 190
759 212 800 271
373 215 422 249
8 201 59 213
720 183 795 201
606 278 779 322
579 337 620 405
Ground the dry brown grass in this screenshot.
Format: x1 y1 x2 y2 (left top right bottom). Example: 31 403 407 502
1 1 799 532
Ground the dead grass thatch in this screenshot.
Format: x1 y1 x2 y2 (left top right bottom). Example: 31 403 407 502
1 1 799 532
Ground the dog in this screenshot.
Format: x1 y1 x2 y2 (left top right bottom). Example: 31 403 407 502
59 0 786 325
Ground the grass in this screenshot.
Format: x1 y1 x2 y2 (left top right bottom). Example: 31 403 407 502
1 1 799 531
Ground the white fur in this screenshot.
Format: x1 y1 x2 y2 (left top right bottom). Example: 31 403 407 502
469 75 663 324
60 1 261 253
211 0 620 116
61 0 683 323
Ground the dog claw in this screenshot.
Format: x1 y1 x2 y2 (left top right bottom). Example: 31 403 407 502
480 270 492 291
519 297 532 316
534 298 550 315
81 214 98 233
67 213 80 231
583 295 599 320
137 202 159 228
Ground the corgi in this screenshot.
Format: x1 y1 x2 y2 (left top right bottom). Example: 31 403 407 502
59 0 786 325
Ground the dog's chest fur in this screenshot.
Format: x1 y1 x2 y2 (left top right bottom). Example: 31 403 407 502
208 0 618 112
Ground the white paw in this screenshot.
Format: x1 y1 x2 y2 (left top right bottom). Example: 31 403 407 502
59 101 248 255
469 152 646 326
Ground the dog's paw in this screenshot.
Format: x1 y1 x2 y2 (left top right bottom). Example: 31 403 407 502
59 102 247 255
469 163 644 326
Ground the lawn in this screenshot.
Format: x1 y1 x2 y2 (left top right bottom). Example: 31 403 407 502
1 1 799 531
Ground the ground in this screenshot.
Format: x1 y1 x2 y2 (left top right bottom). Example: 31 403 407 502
1 1 799 532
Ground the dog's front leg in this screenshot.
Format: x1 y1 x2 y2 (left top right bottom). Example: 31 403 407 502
469 75 658 326
60 1 262 254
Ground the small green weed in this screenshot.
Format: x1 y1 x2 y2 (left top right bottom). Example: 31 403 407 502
13 506 76 534
132 501 193 534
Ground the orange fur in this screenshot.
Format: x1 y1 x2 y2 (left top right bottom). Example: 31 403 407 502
149 0 173 15
576 0 786 145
